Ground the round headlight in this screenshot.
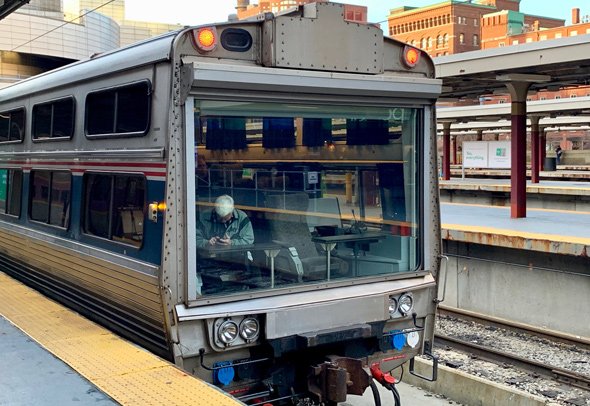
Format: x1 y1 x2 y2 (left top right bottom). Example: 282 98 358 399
218 320 239 344
239 317 260 341
398 293 414 316
388 297 398 317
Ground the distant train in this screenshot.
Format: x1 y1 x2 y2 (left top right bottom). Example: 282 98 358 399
0 3 443 405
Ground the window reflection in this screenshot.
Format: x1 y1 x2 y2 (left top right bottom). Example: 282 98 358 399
194 101 419 297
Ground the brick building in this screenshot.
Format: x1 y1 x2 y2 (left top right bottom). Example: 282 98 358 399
236 0 367 23
388 0 562 57
389 0 590 150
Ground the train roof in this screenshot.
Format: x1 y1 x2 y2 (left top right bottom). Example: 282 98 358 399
0 2 437 104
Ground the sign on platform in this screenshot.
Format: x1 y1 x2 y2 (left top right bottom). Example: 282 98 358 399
463 141 488 168
462 141 511 178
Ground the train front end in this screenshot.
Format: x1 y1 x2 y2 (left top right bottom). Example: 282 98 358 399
163 3 443 404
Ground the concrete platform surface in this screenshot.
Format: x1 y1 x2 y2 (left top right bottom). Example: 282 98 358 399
0 316 117 406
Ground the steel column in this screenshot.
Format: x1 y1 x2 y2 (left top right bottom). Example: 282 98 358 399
530 116 541 184
442 121 452 180
540 129 547 170
506 82 531 218
452 135 458 165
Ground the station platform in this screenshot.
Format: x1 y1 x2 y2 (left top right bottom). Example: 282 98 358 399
440 177 590 197
441 201 590 255
0 271 241 406
0 271 451 406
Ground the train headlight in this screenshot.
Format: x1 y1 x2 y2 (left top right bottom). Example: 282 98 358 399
217 320 239 345
388 297 398 317
398 293 414 316
239 317 260 342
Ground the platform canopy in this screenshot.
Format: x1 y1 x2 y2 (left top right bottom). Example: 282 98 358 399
435 33 590 100
0 0 29 20
434 34 590 218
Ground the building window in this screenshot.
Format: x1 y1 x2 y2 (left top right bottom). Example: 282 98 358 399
83 173 146 247
458 16 466 25
512 40 519 45
474 18 478 26
427 36 433 48
421 38 427 49
444 33 449 46
29 170 71 228
571 94 577 98
570 30 578 36
555 33 562 38
498 99 506 104
0 108 25 143
32 97 75 141
459 33 465 44
86 80 151 138
555 95 561 99
540 96 547 100
473 34 479 46
499 42 505 47
0 169 23 217
540 35 548 41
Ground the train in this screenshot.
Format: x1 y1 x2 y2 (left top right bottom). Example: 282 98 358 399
0 3 443 404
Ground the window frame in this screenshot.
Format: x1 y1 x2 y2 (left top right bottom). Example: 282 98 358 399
84 80 152 139
28 169 72 229
81 171 147 248
0 168 23 218
32 96 76 142
0 107 26 144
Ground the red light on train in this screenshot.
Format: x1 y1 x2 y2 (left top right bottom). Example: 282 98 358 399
193 27 217 53
402 46 420 68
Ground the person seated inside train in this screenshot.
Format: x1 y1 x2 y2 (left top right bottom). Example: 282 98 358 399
196 194 254 247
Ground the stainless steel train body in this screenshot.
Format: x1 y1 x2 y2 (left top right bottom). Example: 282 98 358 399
0 3 442 404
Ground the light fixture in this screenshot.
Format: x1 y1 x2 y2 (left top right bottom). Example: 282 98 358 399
217 320 239 345
398 293 414 316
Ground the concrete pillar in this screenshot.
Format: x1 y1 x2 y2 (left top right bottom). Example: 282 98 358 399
452 135 458 165
530 116 541 184
442 121 452 180
506 81 531 218
476 129 483 141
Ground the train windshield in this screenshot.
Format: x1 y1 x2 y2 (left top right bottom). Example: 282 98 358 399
194 100 421 297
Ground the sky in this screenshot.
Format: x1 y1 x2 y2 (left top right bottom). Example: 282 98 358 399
121 0 589 29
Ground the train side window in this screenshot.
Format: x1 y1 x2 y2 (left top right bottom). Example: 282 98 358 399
83 173 146 247
0 107 25 143
85 80 151 138
32 97 75 141
29 170 71 228
0 169 23 217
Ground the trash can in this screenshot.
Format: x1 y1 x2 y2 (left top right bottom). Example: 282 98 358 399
544 157 556 171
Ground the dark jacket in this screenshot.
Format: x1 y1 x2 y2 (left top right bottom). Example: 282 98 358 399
196 208 254 248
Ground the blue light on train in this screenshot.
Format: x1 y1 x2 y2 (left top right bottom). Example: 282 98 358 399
213 361 235 386
390 330 406 351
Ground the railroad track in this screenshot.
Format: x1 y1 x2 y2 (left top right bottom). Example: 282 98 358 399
435 306 590 392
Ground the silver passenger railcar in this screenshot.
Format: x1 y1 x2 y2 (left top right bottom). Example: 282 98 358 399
0 3 442 404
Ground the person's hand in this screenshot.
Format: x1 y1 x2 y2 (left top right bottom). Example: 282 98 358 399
216 235 231 246
208 237 218 246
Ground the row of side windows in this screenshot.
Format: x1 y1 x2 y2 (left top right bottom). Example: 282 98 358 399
0 80 151 143
0 168 146 247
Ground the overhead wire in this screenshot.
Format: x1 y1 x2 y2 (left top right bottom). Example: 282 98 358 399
11 0 118 52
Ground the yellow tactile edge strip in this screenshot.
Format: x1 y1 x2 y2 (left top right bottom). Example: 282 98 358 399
443 223 590 246
0 272 242 406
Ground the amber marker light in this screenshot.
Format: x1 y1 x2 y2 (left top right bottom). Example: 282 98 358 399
402 45 420 68
193 27 217 53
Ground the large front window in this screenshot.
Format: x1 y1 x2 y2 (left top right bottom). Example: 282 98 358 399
194 101 421 297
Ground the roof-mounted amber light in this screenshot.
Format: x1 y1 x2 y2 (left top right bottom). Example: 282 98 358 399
192 27 217 53
402 45 420 68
